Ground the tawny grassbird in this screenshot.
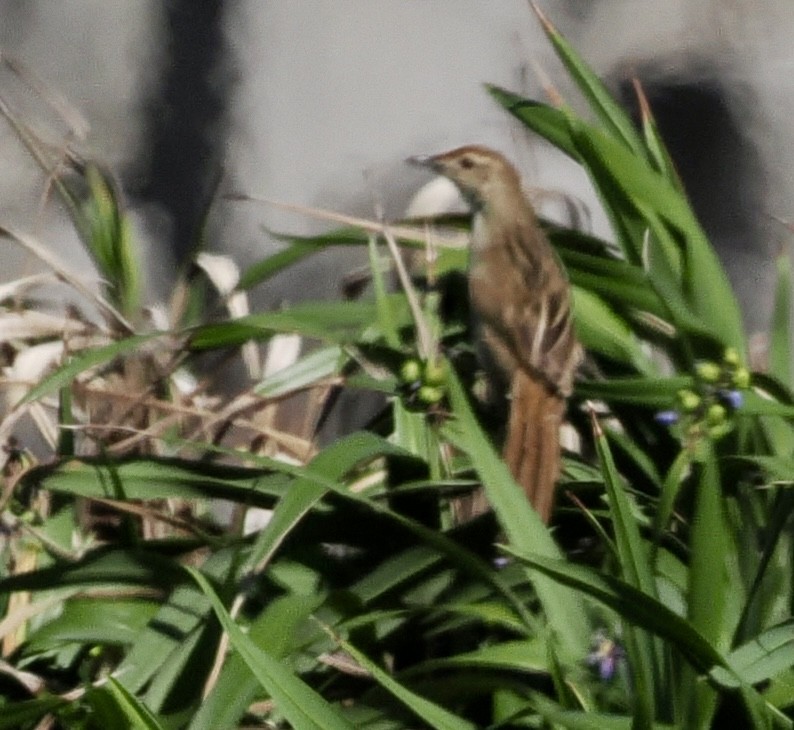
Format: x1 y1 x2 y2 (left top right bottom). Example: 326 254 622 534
408 145 581 523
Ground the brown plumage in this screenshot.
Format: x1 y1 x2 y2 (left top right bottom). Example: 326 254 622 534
408 145 581 522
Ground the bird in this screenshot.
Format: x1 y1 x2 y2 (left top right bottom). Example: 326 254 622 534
408 145 581 523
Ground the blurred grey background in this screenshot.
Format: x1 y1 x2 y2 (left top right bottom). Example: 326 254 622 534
0 0 787 334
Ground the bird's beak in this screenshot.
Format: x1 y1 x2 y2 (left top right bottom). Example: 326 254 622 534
406 154 438 170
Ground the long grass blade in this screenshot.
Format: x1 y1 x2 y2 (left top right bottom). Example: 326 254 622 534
187 567 355 730
444 368 590 663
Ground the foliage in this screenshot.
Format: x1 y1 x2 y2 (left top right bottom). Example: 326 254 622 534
2 7 794 729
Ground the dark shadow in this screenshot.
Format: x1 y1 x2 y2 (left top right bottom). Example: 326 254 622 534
135 1 232 262
619 66 773 330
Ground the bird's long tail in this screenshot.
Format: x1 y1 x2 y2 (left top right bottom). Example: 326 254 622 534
503 369 564 523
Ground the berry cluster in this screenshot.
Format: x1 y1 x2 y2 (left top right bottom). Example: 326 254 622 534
655 348 750 440
398 357 447 408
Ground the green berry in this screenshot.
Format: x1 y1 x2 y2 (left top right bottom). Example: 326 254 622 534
732 367 750 389
723 347 741 366
677 389 701 412
696 361 722 383
417 385 444 404
423 359 447 386
706 403 727 425
400 359 421 383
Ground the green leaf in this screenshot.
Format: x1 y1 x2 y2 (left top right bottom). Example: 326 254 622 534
95 437 530 643
604 427 662 491
0 699 66 729
566 120 694 250
531 692 677 729
115 549 233 702
341 482 539 634
444 368 591 664
57 382 75 457
0 546 186 594
24 598 159 651
490 82 743 349
349 543 457 606
572 286 656 374
577 376 694 409
187 567 355 730
653 448 692 544
244 432 408 573
738 391 794 418
560 247 668 316
682 442 733 728
238 227 368 291
229 432 535 628
592 414 657 725
17 332 163 406
255 344 345 397
568 120 745 351
188 296 411 349
410 639 545 675
499 548 725 675
739 455 794 483
633 80 684 190
104 677 166 730
713 621 794 688
323 625 478 730
487 87 580 161
530 3 646 155
679 216 745 354
22 457 288 507
687 444 732 651
190 594 321 730
78 165 140 316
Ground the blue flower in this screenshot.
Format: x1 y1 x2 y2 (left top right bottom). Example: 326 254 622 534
720 389 743 409
587 631 624 681
654 410 679 426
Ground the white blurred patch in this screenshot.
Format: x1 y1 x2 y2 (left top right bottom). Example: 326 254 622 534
242 507 272 535
0 311 88 343
196 252 240 295
262 333 303 378
196 252 261 379
3 340 64 405
405 176 467 218
405 173 593 234
208 331 304 535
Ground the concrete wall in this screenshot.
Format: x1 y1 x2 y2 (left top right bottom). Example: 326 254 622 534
0 1 787 332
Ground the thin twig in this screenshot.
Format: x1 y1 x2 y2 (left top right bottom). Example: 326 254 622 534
202 593 246 699
225 193 468 250
0 224 132 333
62 389 315 458
381 226 435 360
2 54 89 138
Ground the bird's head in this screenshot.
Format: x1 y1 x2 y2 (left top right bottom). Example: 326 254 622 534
407 145 521 208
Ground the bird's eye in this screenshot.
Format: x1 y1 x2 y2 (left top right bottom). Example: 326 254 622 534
459 157 474 169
